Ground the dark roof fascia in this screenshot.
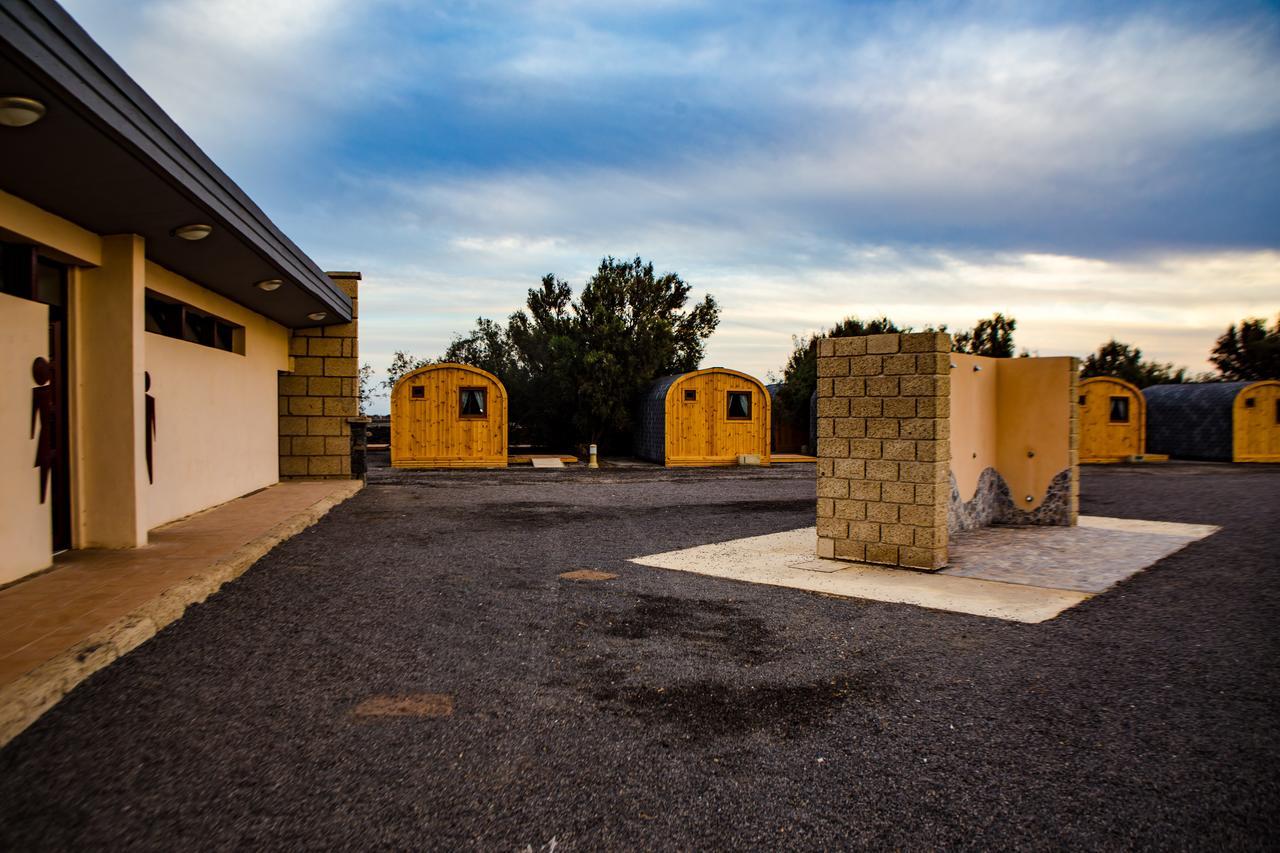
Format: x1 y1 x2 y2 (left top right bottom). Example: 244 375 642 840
0 0 351 321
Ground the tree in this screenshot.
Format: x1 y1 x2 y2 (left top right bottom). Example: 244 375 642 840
357 363 378 414
954 313 1017 358
428 257 719 450
775 316 902 426
1080 340 1187 388
1210 316 1280 380
440 317 519 379
558 256 719 444
382 350 429 393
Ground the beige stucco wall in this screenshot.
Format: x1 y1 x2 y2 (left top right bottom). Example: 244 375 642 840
948 353 998 501
996 357 1075 508
948 354 1075 510
144 262 290 528
0 293 52 584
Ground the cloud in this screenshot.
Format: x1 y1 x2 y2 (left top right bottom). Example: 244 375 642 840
58 0 1280 415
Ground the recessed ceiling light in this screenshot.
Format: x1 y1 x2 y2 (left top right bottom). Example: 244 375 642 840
172 223 213 241
0 96 46 127
307 311 327 321
255 279 283 292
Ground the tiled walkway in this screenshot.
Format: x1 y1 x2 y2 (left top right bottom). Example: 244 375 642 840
0 481 359 691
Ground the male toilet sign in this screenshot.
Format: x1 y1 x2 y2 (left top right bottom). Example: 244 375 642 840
145 371 157 484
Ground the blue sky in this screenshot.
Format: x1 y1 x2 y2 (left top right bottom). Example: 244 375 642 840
64 0 1280 413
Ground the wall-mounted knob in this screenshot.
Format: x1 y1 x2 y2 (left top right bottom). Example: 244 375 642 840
1027 450 1035 458
1025 495 1034 503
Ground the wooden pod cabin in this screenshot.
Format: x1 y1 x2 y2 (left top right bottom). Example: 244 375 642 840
1144 380 1280 463
635 369 771 466
391 363 508 468
1078 377 1146 462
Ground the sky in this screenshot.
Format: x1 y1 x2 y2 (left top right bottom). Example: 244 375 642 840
63 0 1280 413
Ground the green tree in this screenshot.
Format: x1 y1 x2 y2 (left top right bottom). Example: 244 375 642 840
357 363 378 414
382 350 429 392
775 316 902 426
561 256 719 444
431 257 719 450
1210 316 1280 380
954 313 1017 357
1080 340 1187 388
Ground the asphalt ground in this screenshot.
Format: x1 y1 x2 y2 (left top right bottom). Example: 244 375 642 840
0 460 1277 850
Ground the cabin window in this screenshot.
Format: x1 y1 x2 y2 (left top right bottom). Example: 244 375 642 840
1078 395 1087 407
411 386 425 399
1244 397 1255 408
727 391 752 420
1275 400 1279 424
1109 396 1129 423
684 389 697 402
460 387 487 418
144 290 242 354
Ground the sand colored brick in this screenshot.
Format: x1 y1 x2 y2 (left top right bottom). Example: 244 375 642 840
277 272 363 480
817 331 951 570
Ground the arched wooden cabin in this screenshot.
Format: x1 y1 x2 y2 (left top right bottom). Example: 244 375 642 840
1144 380 1280 463
766 383 809 454
391 363 508 468
1078 376 1146 462
635 368 771 466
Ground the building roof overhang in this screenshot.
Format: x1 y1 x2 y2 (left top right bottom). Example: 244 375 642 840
0 0 351 327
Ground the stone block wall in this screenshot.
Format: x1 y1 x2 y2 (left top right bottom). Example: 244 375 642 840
278 272 362 479
815 332 952 570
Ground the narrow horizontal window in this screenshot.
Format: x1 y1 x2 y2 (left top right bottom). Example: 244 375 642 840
727 391 752 420
144 290 243 354
1108 396 1129 423
460 387 487 418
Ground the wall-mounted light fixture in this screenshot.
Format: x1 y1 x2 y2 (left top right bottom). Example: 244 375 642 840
950 362 958 369
973 365 983 372
307 311 327 321
255 279 283 292
172 223 213 241
0 96 46 127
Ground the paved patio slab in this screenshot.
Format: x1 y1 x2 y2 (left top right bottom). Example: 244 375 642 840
630 516 1218 623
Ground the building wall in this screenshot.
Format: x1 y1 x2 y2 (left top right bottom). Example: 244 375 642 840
144 262 289 528
279 273 362 479
0 293 52 584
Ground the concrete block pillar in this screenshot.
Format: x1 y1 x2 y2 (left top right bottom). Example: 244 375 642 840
278 272 362 479
816 332 951 570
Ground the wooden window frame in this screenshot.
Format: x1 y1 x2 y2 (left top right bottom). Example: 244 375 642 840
410 386 425 399
459 386 488 419
1108 395 1130 424
683 389 697 402
726 390 752 421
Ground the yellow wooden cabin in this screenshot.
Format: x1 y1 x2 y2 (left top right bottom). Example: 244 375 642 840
391 363 508 468
635 368 771 466
1078 376 1146 462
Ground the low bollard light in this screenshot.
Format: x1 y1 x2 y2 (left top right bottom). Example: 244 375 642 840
588 443 599 469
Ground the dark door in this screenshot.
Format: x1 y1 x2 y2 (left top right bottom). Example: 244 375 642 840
36 260 72 553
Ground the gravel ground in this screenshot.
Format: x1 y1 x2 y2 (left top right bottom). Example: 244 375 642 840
0 460 1277 850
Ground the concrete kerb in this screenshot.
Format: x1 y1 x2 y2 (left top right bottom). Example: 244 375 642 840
0 480 363 749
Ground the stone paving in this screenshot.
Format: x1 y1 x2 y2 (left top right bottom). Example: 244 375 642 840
943 516 1219 592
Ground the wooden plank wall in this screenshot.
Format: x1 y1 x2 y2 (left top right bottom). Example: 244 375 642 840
664 370 771 465
1078 377 1144 462
391 365 508 468
1234 380 1280 462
